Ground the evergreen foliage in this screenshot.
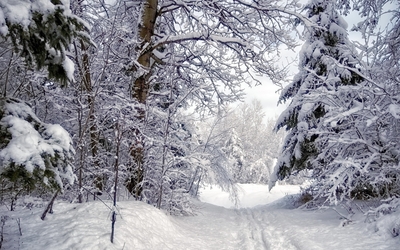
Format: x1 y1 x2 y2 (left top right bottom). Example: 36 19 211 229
0 97 75 208
0 0 89 85
274 0 365 200
273 0 400 206
223 129 245 182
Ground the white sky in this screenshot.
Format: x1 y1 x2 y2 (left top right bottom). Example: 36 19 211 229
242 46 299 120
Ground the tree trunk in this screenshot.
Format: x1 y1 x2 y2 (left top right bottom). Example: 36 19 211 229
133 0 158 104
80 39 103 194
126 0 158 198
41 190 59 220
72 0 99 202
81 40 99 163
111 123 121 243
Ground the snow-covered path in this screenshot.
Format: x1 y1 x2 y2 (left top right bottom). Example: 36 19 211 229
234 208 298 250
174 184 398 250
2 184 399 250
175 200 397 250
239 208 300 250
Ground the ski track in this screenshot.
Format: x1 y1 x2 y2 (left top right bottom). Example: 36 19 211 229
235 207 299 250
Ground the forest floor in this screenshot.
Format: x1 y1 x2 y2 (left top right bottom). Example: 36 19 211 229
1 184 399 250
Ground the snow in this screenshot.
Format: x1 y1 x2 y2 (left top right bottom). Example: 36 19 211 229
1 184 399 250
0 101 73 170
62 56 75 82
0 0 31 30
200 183 300 208
388 104 400 119
0 8 7 36
0 98 75 189
0 0 61 34
0 115 47 173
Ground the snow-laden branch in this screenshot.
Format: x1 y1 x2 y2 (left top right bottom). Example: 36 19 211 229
232 0 319 29
323 102 364 126
0 98 75 192
150 32 250 53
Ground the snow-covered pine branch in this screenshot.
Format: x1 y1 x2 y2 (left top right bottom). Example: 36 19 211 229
0 0 90 84
0 97 75 208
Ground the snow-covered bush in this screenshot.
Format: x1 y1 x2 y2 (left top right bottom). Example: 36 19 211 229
0 97 75 209
367 198 400 238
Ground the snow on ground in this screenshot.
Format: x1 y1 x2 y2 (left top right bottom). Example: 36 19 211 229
1 184 399 249
199 183 301 208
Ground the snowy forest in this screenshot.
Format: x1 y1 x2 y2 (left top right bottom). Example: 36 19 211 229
1 0 400 249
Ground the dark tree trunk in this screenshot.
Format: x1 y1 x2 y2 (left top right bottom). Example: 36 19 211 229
41 190 59 221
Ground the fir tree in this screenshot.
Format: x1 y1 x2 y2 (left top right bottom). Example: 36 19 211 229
274 0 363 186
310 0 400 203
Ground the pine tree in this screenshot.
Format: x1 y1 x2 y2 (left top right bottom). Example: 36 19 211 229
274 0 363 188
311 0 400 203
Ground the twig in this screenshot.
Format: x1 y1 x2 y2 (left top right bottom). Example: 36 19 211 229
332 207 352 226
79 186 113 211
16 218 22 236
354 202 366 214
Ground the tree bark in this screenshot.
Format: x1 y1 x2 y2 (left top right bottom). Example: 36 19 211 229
72 0 99 202
41 190 59 220
126 0 158 198
133 0 158 103
111 123 121 243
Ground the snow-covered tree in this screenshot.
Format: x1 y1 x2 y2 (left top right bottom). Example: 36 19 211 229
28 0 142 203
0 97 75 209
272 0 400 206
273 0 364 193
313 0 400 203
223 128 245 182
309 0 400 203
125 0 299 197
198 101 284 185
232 101 284 183
0 0 89 209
